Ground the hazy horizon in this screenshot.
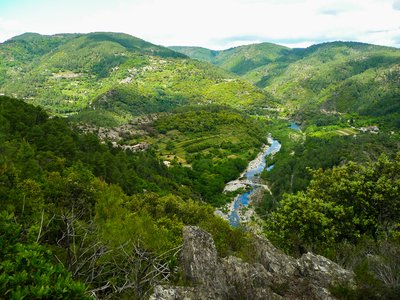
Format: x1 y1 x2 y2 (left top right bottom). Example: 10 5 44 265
1 0 400 49
4 30 400 51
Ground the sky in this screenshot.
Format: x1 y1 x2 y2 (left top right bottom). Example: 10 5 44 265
0 0 400 49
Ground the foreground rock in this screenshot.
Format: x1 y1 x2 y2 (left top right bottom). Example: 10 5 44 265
150 226 353 300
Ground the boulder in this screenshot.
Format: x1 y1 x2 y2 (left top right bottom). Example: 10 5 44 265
298 252 353 283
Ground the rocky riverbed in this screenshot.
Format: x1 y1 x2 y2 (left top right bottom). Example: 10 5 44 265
215 137 281 229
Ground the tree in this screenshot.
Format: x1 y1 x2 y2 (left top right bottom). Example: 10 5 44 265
0 211 90 299
266 153 400 255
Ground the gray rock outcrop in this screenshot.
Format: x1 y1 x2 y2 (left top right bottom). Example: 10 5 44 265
181 226 228 297
150 226 353 300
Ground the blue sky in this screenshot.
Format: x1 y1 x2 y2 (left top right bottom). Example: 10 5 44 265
1 0 400 49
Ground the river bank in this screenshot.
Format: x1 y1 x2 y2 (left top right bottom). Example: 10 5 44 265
215 136 281 231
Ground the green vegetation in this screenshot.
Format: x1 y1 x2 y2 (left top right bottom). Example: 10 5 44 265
174 42 400 128
169 46 218 63
264 155 400 298
0 32 273 125
253 117 400 298
2 32 400 299
82 105 269 206
266 154 400 253
151 106 268 205
266 42 400 114
171 42 291 79
0 212 90 299
258 120 399 209
0 96 255 298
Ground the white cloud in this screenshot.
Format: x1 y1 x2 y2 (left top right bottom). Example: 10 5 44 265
0 17 26 42
0 0 399 49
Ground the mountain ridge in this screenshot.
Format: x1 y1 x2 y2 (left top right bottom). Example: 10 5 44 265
172 40 400 127
170 42 290 76
0 32 273 126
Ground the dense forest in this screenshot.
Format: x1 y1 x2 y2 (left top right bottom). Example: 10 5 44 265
265 154 400 298
0 96 258 298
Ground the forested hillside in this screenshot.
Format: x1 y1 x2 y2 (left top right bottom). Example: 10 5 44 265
0 32 274 127
0 96 258 298
170 42 290 78
173 42 400 127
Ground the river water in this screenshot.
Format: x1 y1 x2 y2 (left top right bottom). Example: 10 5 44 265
289 122 301 131
227 138 282 227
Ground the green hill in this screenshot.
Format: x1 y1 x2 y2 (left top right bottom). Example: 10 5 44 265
169 46 218 63
171 42 291 81
265 42 400 117
173 42 400 127
0 32 273 126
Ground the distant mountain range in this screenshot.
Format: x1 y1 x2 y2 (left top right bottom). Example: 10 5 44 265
172 42 400 126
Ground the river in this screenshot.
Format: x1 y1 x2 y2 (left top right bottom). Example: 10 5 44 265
216 122 300 227
216 137 282 227
289 122 301 131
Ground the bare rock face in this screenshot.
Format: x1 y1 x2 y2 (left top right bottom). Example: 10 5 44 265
298 253 353 284
296 253 355 300
180 226 279 299
221 256 277 300
150 226 353 300
253 235 299 277
181 226 228 296
149 285 222 300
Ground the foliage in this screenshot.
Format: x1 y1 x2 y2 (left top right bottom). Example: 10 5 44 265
258 120 399 212
0 96 254 298
175 42 400 127
330 238 400 299
265 42 400 124
265 154 400 255
0 32 272 124
0 211 90 299
2 33 400 299
152 106 268 205
171 43 291 78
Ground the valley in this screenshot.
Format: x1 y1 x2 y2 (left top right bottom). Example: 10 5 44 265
217 136 281 229
1 32 399 299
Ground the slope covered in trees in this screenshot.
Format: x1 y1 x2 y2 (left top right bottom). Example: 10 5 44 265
257 120 400 207
0 32 273 126
173 42 400 127
171 42 290 78
264 155 400 298
265 42 400 120
0 96 260 298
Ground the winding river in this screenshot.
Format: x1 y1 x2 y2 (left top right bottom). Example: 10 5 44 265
217 122 299 227
216 137 282 227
